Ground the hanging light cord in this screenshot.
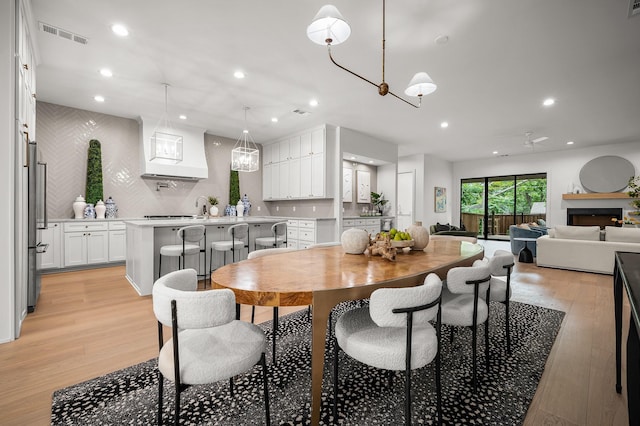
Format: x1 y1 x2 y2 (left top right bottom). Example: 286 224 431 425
325 0 420 108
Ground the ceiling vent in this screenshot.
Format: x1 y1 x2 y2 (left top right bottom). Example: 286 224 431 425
631 0 640 17
39 22 88 45
292 109 311 116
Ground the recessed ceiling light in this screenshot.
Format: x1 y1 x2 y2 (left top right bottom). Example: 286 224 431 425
543 98 555 106
271 117 278 123
94 95 105 102
369 160 374 164
234 70 245 79
179 115 187 120
492 151 498 155
350 156 356 160
309 99 319 107
99 68 113 77
440 121 449 128
111 24 129 37
434 35 449 45
567 141 574 145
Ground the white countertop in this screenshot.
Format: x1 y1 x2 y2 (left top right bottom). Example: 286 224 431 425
123 216 337 227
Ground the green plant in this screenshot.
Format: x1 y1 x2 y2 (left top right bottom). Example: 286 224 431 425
229 169 240 206
370 191 388 213
85 139 104 206
627 176 640 213
208 196 219 206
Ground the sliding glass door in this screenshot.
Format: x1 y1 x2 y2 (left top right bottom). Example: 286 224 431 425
461 173 547 240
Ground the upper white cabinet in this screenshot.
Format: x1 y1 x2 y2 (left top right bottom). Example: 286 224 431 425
17 0 36 142
262 125 331 200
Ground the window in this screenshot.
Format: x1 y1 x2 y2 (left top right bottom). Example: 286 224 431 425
461 173 547 240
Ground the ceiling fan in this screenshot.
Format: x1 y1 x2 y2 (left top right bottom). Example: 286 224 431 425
523 131 548 148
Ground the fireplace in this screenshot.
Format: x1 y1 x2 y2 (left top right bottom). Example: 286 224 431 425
567 208 622 229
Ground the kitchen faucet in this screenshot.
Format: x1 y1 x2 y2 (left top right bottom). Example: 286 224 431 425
195 195 208 215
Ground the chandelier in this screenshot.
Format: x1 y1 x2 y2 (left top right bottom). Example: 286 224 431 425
150 83 183 163
231 107 260 172
306 0 436 108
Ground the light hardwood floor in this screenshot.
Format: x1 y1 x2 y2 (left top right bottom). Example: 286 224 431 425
0 242 631 425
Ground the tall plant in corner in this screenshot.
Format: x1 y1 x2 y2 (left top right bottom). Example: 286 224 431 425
229 169 240 207
627 176 640 214
86 139 104 206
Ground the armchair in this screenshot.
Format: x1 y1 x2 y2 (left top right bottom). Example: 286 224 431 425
509 225 547 257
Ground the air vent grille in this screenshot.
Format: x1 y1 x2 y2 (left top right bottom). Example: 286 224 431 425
38 22 88 45
292 109 311 116
631 0 640 17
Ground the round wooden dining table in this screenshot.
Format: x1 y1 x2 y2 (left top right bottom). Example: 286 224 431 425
211 239 484 425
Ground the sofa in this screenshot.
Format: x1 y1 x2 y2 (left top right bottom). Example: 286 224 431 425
536 225 640 274
509 225 548 257
429 224 477 238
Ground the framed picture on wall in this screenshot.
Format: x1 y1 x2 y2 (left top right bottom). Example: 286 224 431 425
357 170 371 203
434 187 446 213
343 168 353 202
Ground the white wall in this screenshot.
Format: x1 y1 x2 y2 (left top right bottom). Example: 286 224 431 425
452 141 640 226
1 0 16 343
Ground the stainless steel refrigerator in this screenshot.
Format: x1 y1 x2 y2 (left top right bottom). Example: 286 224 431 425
27 139 48 312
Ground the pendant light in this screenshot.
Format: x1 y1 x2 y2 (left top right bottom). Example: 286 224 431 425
231 107 260 172
150 83 183 163
307 0 436 108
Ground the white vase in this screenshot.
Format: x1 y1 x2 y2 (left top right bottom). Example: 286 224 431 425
407 221 430 250
236 200 244 217
209 205 219 217
95 200 106 219
72 196 86 219
341 228 369 254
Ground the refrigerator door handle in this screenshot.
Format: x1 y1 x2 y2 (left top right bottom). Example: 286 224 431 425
37 161 48 229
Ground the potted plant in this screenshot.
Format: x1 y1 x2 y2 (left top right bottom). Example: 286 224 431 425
208 196 219 217
627 176 640 214
370 191 388 215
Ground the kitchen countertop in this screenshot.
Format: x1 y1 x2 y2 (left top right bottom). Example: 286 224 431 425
123 216 337 227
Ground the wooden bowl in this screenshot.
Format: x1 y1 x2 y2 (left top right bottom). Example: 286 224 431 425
389 239 415 248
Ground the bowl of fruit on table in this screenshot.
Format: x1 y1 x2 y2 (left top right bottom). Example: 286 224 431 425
379 228 414 248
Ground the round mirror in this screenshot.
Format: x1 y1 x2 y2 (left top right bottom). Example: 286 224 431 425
579 155 635 193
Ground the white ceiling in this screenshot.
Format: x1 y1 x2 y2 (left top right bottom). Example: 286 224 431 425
30 0 640 162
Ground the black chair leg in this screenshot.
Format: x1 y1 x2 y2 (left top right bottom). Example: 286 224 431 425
260 353 271 426
158 373 163 425
174 385 180 425
333 337 339 421
404 366 411 426
158 255 162 279
472 324 478 391
251 306 256 323
272 307 279 364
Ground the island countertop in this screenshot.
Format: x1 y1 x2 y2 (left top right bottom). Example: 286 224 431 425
124 215 336 228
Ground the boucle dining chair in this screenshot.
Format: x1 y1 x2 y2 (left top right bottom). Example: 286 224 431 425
254 221 288 249
474 249 515 353
158 225 206 285
247 247 298 364
440 264 491 391
152 269 270 426
333 273 443 425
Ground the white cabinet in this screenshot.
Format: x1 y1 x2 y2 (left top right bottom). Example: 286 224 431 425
287 219 336 249
17 0 36 144
38 222 61 270
108 221 126 262
63 222 109 267
262 126 329 200
343 218 381 236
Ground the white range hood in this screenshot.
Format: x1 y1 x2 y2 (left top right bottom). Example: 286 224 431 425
139 117 208 180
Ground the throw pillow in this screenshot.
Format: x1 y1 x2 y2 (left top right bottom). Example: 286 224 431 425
604 226 640 243
518 223 531 230
537 219 546 226
554 225 600 241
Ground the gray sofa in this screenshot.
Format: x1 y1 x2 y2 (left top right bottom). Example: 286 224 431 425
509 225 548 257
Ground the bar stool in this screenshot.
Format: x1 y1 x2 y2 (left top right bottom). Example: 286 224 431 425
210 223 249 270
254 222 287 249
158 225 206 284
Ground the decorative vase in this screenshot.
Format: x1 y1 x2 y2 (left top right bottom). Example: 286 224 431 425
209 205 219 217
407 221 430 250
73 196 86 219
225 205 231 216
229 205 236 216
83 203 96 219
95 200 106 219
236 200 245 217
242 194 251 216
341 228 369 254
105 197 118 219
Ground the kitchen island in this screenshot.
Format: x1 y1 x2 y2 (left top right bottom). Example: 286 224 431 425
124 216 336 295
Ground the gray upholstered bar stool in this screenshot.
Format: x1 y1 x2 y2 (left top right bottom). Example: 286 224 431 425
158 225 206 285
254 221 287 249
209 223 249 270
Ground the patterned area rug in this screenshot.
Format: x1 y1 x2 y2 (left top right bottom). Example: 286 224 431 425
51 301 564 425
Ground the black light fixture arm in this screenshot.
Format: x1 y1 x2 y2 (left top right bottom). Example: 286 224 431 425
326 46 420 108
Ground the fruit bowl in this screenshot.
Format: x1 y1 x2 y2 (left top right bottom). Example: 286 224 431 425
389 239 415 248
